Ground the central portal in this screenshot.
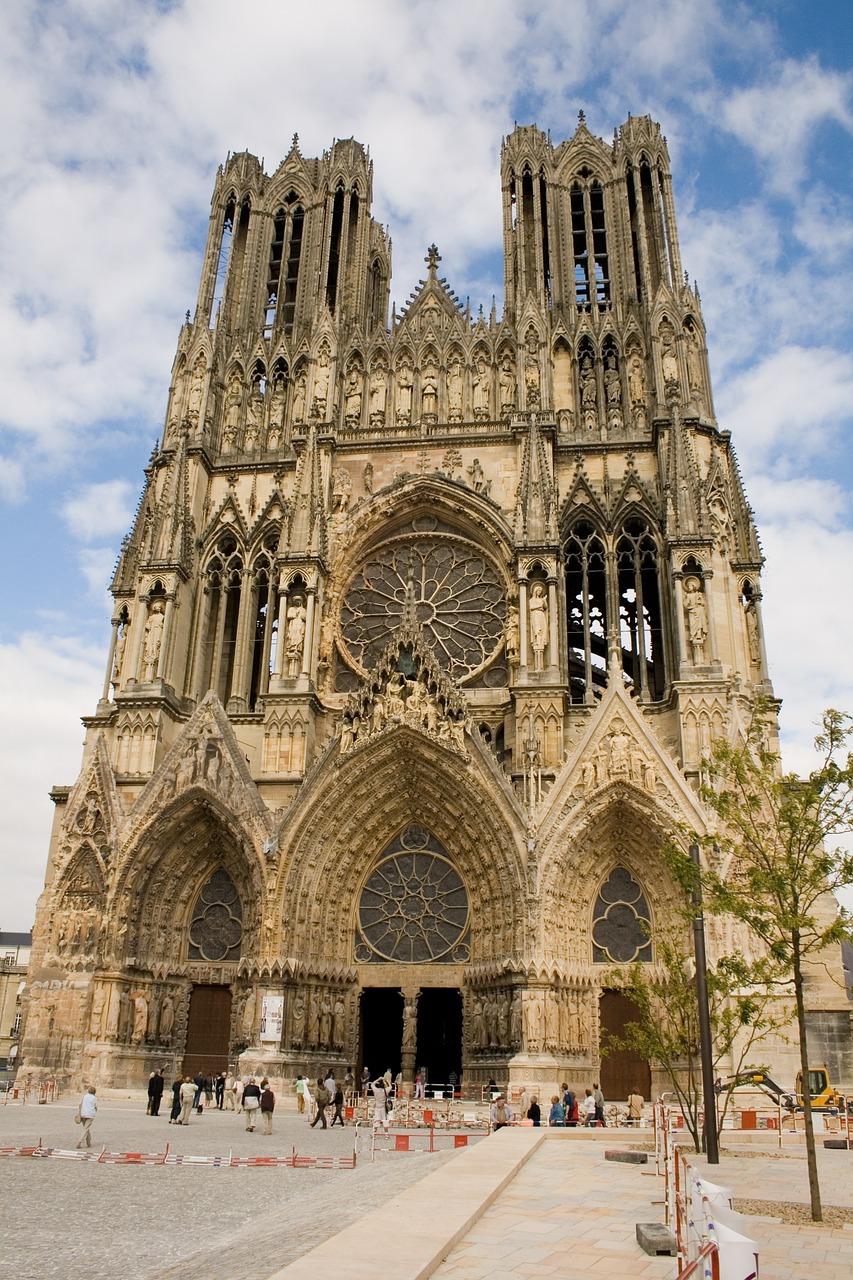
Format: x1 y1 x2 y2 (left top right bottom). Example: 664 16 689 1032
416 988 462 1090
359 988 403 1082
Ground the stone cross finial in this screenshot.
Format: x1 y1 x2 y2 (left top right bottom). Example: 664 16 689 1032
425 244 441 271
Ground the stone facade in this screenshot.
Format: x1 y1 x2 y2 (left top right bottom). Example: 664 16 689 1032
20 115 850 1096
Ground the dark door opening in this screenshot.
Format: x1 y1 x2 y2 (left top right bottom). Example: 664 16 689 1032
182 984 232 1079
599 989 651 1101
415 988 462 1090
359 988 402 1083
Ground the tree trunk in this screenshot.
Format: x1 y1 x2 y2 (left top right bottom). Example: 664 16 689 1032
794 935 822 1221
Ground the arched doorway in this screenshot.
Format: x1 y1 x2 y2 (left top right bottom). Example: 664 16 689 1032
183 984 232 1078
599 989 651 1101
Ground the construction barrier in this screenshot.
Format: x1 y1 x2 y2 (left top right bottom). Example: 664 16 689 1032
0 1140 357 1169
655 1101 759 1280
3 1078 60 1106
368 1123 489 1162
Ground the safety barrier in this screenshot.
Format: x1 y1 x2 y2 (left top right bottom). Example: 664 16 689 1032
654 1101 759 1280
368 1123 489 1162
2 1078 60 1106
0 1140 357 1168
344 1096 490 1130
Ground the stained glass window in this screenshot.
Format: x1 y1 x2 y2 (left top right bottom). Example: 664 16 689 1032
591 866 651 963
188 869 243 962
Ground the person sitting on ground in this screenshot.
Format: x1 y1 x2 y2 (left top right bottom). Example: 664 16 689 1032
548 1095 566 1126
626 1088 644 1126
526 1097 541 1126
490 1094 513 1130
583 1088 597 1126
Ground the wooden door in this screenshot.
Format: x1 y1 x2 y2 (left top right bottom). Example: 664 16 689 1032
599 990 651 1101
182 985 232 1078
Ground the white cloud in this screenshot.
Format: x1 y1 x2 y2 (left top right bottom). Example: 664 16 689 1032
63 479 135 542
0 632 103 932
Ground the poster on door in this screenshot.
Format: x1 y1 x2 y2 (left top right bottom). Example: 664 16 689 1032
259 994 284 1042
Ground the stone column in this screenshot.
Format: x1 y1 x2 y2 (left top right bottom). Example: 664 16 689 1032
547 577 559 673
101 618 120 704
672 572 688 674
156 596 176 681
701 570 720 666
301 589 316 678
518 579 529 669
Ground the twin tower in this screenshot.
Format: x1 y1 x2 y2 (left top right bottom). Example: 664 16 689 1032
25 113 841 1099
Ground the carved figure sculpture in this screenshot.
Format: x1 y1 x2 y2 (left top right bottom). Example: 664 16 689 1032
505 605 520 664
745 598 761 664
421 361 438 419
222 370 242 449
660 323 679 385
313 348 331 415
402 999 417 1048
683 576 708 664
472 359 490 418
369 366 387 425
285 597 307 676
141 600 165 681
579 354 597 429
90 987 106 1038
244 382 264 450
131 993 148 1045
684 320 704 400
363 461 374 494
241 988 257 1040
395 361 413 423
112 617 128 682
291 993 305 1045
499 354 515 415
603 354 623 429
447 359 463 421
158 994 174 1044
467 457 486 492
528 582 548 671
345 366 362 423
292 369 307 423
187 356 206 423
524 332 541 406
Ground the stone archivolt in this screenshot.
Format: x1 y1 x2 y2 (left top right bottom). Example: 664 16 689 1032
21 114 847 1099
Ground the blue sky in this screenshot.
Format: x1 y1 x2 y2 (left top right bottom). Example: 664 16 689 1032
1 0 852 930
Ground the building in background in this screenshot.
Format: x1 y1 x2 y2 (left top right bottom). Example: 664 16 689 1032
19 116 851 1095
1 932 32 1079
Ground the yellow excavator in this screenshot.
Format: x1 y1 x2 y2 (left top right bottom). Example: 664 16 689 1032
718 1065 851 1113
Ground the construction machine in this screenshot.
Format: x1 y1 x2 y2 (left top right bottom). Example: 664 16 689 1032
717 1064 851 1113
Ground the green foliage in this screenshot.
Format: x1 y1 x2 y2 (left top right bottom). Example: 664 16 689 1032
606 920 787 1153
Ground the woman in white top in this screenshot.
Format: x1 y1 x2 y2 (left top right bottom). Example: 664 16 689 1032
371 1078 390 1131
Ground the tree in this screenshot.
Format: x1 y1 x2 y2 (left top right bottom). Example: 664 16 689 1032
605 921 787 1154
687 703 853 1221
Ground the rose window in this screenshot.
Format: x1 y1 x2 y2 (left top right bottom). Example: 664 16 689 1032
188 869 243 962
340 539 506 681
591 866 651 964
356 826 470 963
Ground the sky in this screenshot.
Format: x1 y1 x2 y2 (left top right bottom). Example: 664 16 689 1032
1 0 852 931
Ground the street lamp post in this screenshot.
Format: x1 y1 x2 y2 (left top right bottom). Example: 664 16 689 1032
689 843 719 1164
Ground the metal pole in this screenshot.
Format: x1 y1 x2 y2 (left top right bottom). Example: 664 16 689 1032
689 843 719 1164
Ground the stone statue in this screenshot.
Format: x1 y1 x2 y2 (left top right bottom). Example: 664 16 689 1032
628 350 646 405
421 361 438 419
505 605 520 664
292 368 307 423
333 995 346 1045
684 320 704 399
241 988 257 1040
268 371 287 446
603 354 622 428
608 720 631 775
472 358 490 418
745 598 761 664
579 353 597 428
90 987 106 1038
158 994 174 1044
447 359 463 421
332 467 352 514
186 356 206 423
661 324 679 384
402 999 417 1048
524 332 540 406
344 366 362 423
510 990 523 1046
369 366 387 425
141 600 165 681
395 361 413 423
244 381 264 450
312 348 331 415
467 457 486 492
319 992 333 1043
498 354 515 416
683 576 708 664
291 992 305 1045
131 992 148 1045
528 582 548 671
285 596 307 676
363 461 374 494
112 616 128 682
222 370 242 449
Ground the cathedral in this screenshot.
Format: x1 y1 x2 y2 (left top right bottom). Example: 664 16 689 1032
20 113 850 1097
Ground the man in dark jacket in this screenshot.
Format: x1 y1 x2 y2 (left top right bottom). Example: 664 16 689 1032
147 1068 165 1116
215 1073 226 1109
330 1080 345 1126
242 1077 261 1131
260 1079 275 1135
310 1078 330 1128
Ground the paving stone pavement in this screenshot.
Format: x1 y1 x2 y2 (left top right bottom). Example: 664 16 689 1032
0 1095 457 1280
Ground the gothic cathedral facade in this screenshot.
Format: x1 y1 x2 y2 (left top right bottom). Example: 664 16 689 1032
21 115 845 1095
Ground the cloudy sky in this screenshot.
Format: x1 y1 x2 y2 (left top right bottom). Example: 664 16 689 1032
1 0 852 931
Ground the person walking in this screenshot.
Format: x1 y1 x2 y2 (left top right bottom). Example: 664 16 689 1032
330 1080 345 1126
147 1068 165 1116
178 1077 196 1125
260 1079 275 1135
627 1088 644 1126
593 1081 606 1126
76 1086 97 1149
168 1076 182 1123
583 1088 597 1126
296 1074 306 1114
215 1073 226 1110
242 1077 261 1131
548 1095 565 1126
310 1078 330 1128
223 1071 236 1110
234 1076 245 1112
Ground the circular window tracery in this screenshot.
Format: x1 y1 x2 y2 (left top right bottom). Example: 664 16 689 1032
340 538 506 681
356 826 470 963
188 868 243 963
591 866 651 964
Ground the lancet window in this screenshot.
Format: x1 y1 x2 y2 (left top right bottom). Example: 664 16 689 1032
616 518 666 700
195 534 244 704
565 521 608 704
326 182 361 315
569 173 610 309
508 165 551 303
265 194 304 336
